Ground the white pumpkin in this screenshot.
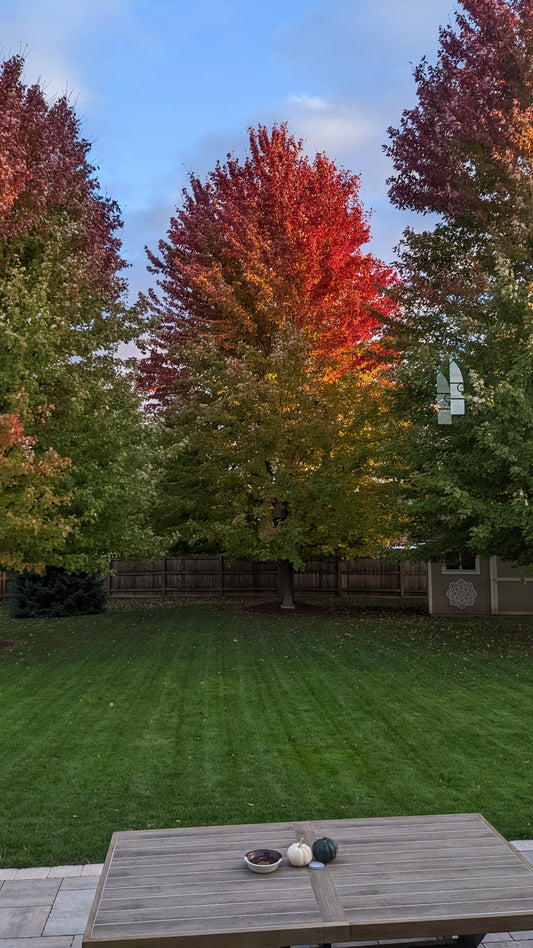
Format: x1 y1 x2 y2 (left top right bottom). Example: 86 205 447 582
287 837 313 867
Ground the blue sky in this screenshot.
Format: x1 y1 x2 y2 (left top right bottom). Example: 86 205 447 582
2 0 456 302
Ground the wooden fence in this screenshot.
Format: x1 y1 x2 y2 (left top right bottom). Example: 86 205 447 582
108 557 427 599
0 559 427 603
0 571 10 604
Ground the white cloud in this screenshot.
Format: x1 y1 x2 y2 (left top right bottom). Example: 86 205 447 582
287 94 328 112
276 0 456 127
281 94 377 163
1 0 125 103
301 110 374 157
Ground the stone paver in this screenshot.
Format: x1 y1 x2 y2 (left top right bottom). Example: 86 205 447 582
43 888 97 937
0 880 61 907
0 905 52 939
7 868 50 881
59 878 99 892
0 869 98 948
46 868 83 879
0 940 73 948
0 847 531 947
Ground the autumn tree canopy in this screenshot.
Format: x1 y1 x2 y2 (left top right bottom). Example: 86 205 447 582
141 125 399 602
0 54 154 573
384 0 533 566
140 124 397 406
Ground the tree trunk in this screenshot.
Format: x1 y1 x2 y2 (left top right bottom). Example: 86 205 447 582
278 559 295 609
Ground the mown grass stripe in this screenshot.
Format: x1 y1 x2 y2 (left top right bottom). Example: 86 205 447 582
0 598 531 867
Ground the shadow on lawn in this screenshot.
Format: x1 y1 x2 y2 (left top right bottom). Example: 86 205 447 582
245 596 428 616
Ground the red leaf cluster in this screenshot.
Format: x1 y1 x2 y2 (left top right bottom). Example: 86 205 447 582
0 413 25 454
0 54 125 299
386 0 533 228
140 124 398 405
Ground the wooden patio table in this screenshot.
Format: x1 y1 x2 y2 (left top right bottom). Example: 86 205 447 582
83 813 533 948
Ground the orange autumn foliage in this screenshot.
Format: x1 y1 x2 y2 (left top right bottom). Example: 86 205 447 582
0 413 72 572
140 124 398 406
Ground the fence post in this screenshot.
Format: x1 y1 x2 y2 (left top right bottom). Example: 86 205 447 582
399 562 406 598
106 561 115 598
218 556 224 597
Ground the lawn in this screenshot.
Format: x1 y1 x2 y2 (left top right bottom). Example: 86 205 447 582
0 597 531 868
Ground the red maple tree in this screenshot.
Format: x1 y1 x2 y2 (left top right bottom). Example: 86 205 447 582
385 0 533 234
383 0 533 567
140 124 397 406
0 54 150 574
0 54 125 302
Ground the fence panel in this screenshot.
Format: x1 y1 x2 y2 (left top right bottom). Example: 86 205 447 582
1 559 427 602
400 561 428 597
108 557 427 598
222 560 278 595
108 559 165 597
344 558 400 595
165 557 224 595
294 561 338 592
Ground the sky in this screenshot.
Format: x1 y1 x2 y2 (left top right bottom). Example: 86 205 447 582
2 0 458 304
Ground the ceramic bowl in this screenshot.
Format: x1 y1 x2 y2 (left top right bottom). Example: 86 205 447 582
244 849 283 873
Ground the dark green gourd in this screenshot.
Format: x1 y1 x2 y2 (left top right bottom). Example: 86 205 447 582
312 837 338 863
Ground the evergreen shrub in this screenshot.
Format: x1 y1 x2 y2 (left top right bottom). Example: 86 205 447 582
9 568 106 618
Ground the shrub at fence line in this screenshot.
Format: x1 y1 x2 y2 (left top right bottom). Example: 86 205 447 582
10 568 106 618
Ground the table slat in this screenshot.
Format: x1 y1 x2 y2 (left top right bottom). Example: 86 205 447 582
83 815 533 948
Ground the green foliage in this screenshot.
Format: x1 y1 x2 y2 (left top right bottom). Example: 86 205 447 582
0 412 74 572
384 2 533 564
381 262 533 564
0 223 155 573
9 568 106 618
0 55 156 572
35 355 159 574
151 327 394 568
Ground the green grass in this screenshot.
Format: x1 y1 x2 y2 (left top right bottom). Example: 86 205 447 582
0 597 531 868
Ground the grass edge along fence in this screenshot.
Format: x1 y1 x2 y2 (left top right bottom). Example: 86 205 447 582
107 556 427 599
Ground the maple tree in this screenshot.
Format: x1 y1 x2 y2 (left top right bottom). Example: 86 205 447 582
384 0 533 566
140 124 397 403
142 125 398 604
150 328 393 582
0 54 153 575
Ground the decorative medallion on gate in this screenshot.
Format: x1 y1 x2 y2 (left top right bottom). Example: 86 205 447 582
446 578 478 609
